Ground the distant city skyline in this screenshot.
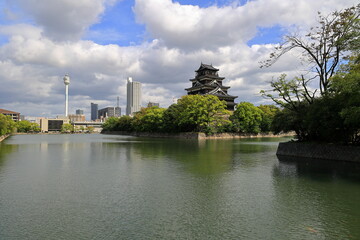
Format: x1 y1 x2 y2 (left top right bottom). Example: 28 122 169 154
0 0 357 117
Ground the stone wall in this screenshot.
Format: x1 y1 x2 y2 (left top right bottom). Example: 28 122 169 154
277 142 360 163
0 134 10 143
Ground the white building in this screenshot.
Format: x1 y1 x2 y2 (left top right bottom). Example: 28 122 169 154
126 77 142 116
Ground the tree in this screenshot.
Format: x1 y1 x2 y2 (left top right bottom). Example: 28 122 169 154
116 115 134 131
257 104 280 133
262 5 360 103
175 95 229 133
86 126 95 133
230 102 263 134
0 114 16 135
16 120 40 133
61 123 74 133
102 117 120 132
132 107 166 132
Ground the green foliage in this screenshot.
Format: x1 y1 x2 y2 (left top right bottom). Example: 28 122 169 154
116 115 133 131
261 5 360 144
271 54 360 144
257 105 280 133
132 107 166 132
175 95 229 133
102 117 120 132
230 102 263 134
0 114 16 136
16 120 40 133
86 126 95 133
61 123 74 133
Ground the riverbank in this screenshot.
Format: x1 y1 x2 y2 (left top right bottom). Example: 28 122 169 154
277 142 360 163
102 131 295 139
0 134 10 142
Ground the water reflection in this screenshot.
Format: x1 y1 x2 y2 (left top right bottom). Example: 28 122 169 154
0 143 17 170
272 155 360 239
275 155 360 182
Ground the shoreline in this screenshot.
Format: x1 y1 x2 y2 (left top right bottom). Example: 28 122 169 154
102 131 295 139
0 134 10 143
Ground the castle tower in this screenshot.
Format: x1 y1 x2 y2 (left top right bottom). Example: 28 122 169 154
185 63 237 110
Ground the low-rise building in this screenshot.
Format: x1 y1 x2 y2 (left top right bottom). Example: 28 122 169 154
68 114 86 122
40 118 69 132
147 102 160 108
0 108 20 122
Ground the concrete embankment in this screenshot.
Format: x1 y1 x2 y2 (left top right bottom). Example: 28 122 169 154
0 134 10 143
102 131 294 139
277 142 360 163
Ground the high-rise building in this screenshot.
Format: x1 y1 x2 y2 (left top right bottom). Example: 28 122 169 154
76 109 84 115
98 107 121 120
91 103 98 121
126 77 142 116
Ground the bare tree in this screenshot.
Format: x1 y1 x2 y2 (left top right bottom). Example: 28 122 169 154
261 4 360 104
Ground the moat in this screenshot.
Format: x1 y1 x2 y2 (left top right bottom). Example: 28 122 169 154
0 134 359 239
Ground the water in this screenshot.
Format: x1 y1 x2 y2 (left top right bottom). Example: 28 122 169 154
0 134 359 240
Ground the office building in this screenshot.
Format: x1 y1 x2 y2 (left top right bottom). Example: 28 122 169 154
91 103 98 121
40 118 70 132
68 114 86 122
147 102 159 108
98 107 121 120
126 77 142 116
76 109 84 115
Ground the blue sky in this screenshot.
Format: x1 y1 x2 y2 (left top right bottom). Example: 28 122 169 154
0 0 357 118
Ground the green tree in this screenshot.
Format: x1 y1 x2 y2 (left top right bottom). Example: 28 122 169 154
102 117 120 132
132 107 166 132
61 123 74 133
230 102 263 134
175 95 229 133
257 104 280 133
16 120 40 133
162 104 184 132
117 115 134 131
86 126 95 133
0 114 16 135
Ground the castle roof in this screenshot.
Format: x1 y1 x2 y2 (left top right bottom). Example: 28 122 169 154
195 63 219 72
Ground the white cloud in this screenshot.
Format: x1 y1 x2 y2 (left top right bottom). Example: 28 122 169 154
10 0 119 41
0 0 358 118
134 0 357 50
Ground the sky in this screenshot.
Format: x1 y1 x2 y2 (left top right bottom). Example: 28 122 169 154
0 0 358 119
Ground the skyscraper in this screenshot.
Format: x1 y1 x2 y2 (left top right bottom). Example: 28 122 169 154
126 77 142 116
91 103 98 121
76 109 84 115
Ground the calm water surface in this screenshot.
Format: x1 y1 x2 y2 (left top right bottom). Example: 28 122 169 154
0 134 359 239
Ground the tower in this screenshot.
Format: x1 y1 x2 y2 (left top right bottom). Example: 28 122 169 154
126 77 142 116
185 63 237 110
63 74 70 116
91 103 98 121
